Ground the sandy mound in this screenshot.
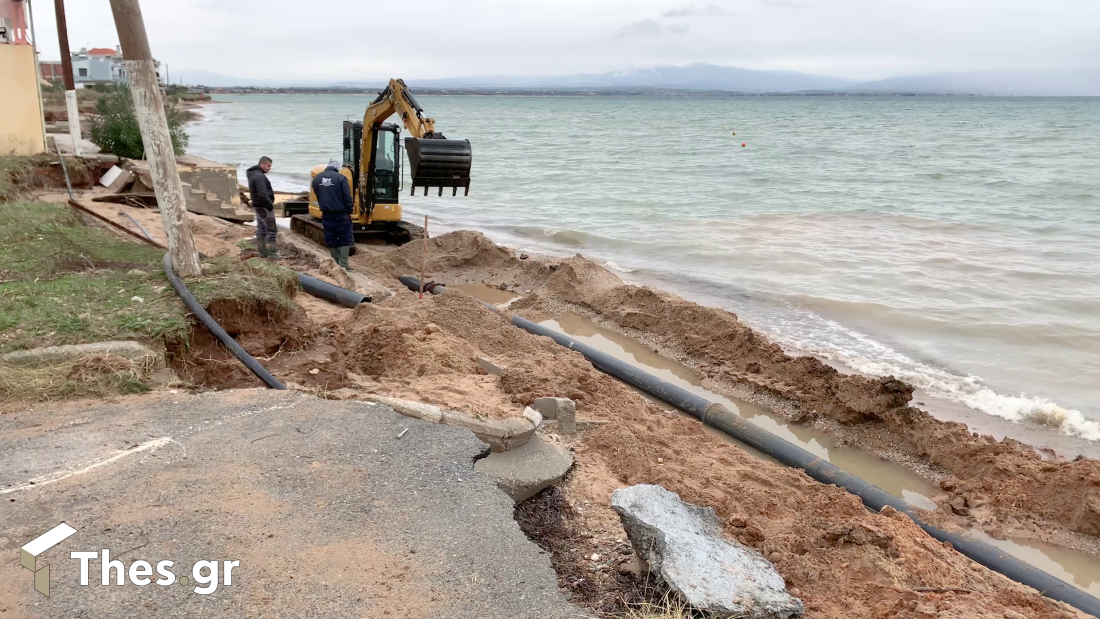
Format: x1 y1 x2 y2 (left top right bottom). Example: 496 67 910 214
356 230 519 281
336 293 646 420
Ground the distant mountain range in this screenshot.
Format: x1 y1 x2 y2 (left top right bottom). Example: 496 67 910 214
172 64 1100 96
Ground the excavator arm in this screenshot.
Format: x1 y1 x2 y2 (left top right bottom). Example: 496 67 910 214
361 78 472 196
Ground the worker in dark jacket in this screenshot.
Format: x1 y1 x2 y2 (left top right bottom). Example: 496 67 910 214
311 159 355 270
246 156 281 259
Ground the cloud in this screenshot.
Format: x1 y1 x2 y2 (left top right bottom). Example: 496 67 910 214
614 18 694 39
760 0 806 8
614 19 663 39
26 0 1100 83
661 4 732 18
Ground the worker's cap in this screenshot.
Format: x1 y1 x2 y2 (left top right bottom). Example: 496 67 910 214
328 159 342 169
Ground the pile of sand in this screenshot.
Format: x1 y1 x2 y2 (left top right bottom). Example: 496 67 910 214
337 293 649 421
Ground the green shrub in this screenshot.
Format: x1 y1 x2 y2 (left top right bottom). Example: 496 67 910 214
88 85 189 159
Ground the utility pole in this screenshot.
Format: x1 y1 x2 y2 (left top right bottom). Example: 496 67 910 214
26 0 49 153
108 0 201 276
52 0 82 157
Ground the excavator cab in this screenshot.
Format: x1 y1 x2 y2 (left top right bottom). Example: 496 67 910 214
344 120 402 208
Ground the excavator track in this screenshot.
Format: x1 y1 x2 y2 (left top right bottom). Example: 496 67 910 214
290 214 423 249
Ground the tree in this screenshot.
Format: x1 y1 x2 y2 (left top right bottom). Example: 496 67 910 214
88 85 189 159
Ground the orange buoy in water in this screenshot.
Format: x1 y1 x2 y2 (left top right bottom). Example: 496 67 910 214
741 142 747 147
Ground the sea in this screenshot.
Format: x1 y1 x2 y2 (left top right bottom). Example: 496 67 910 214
187 94 1100 441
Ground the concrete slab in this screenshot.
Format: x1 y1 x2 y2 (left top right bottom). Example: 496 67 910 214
475 434 574 502
0 390 582 618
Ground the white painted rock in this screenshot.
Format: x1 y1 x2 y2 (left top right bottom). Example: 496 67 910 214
612 484 803 619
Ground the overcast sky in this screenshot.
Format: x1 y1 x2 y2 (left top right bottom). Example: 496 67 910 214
25 0 1100 82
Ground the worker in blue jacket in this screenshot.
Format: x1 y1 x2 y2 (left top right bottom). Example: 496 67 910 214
311 159 355 270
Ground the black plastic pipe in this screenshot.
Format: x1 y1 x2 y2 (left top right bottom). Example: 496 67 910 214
298 273 371 307
162 253 287 390
508 314 1100 617
398 276 446 295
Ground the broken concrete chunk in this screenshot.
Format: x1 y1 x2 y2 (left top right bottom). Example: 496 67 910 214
98 165 136 195
522 407 543 428
501 417 537 451
532 397 576 434
532 398 579 434
477 356 507 376
475 434 574 502
612 484 803 619
439 410 534 452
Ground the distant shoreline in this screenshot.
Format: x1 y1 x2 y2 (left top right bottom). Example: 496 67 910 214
191 87 1100 98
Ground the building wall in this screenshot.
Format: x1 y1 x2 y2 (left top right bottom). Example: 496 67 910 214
72 56 112 83
0 44 45 155
40 60 64 81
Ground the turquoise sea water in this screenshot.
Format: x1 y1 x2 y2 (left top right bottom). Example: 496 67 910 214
188 94 1100 438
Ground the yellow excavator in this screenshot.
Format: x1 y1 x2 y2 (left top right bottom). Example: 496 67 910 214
287 79 472 245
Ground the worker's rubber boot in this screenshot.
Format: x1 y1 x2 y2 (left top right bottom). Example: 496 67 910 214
329 247 340 264
260 238 282 260
267 242 283 260
338 245 353 271
256 237 266 257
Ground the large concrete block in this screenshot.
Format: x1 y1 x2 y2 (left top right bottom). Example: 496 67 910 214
612 484 803 618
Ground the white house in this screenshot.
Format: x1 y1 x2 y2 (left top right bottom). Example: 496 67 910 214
70 46 162 87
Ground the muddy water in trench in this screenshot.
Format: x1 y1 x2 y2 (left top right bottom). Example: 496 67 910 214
452 284 521 307
540 311 940 509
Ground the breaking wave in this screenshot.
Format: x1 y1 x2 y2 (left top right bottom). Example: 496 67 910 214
769 315 1100 441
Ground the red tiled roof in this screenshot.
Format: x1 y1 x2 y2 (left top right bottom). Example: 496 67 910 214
87 48 118 56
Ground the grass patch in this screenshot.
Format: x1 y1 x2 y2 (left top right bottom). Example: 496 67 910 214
0 201 300 406
0 201 185 356
0 356 155 411
0 270 189 354
187 256 299 322
0 201 165 281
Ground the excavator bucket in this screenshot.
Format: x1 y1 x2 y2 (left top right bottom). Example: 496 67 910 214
405 138 472 196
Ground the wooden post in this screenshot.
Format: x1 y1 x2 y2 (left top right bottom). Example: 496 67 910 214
108 0 201 277
52 0 82 157
419 215 428 298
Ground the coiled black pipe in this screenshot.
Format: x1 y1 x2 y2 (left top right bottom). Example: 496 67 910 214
509 316 1100 616
298 273 371 307
162 253 287 390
